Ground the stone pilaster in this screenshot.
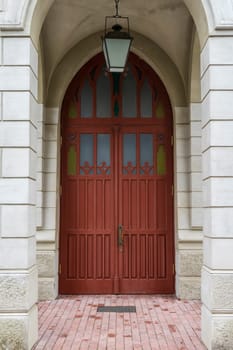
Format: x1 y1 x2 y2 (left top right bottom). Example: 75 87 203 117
175 107 203 299
0 37 38 349
201 36 233 350
36 107 59 300
190 103 202 229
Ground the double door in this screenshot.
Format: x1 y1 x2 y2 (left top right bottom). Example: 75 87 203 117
59 124 174 294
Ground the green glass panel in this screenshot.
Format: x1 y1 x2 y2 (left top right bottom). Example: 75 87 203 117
68 146 77 175
156 101 165 119
157 145 166 175
114 100 119 117
69 102 77 119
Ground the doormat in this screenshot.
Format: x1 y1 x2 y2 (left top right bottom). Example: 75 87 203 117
97 306 136 313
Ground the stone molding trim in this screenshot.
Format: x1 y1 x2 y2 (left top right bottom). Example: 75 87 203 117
0 0 30 30
1 1 233 50
208 0 233 30
0 0 5 12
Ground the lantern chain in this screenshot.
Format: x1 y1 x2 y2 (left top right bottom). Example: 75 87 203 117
115 0 120 18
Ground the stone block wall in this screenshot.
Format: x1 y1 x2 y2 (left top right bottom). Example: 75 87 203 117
0 36 39 349
201 36 233 350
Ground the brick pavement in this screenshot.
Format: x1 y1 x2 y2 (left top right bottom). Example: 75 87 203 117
33 295 206 349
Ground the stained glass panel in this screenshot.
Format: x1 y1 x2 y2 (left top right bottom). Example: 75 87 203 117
97 70 111 118
81 79 92 118
141 79 152 118
156 101 165 119
122 67 137 118
68 146 77 175
68 101 77 119
157 145 166 175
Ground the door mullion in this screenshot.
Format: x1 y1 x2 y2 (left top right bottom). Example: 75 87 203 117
113 126 120 293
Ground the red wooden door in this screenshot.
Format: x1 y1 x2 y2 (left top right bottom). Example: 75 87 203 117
59 53 174 294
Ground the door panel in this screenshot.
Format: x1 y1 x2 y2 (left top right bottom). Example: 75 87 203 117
118 129 173 293
60 130 115 293
59 53 174 294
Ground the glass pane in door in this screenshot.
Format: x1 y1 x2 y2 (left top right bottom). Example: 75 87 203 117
123 134 136 175
97 134 111 175
80 134 94 174
140 134 153 175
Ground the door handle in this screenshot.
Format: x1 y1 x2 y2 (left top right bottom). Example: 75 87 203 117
118 224 124 246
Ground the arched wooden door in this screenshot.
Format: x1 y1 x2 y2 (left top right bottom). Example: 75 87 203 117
59 53 174 294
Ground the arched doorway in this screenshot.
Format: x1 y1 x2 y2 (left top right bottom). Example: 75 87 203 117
59 53 174 294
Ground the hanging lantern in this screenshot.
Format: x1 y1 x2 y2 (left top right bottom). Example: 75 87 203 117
102 0 133 73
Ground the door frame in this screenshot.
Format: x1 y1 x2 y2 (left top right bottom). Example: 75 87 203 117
59 52 175 294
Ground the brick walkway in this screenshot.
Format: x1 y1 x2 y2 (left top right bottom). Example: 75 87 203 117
33 295 206 349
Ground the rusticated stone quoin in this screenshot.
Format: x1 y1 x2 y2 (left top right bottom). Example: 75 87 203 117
0 319 26 350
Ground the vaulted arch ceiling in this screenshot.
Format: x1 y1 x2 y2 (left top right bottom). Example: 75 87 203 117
41 0 194 91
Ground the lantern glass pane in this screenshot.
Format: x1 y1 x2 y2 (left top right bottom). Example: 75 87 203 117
104 38 131 71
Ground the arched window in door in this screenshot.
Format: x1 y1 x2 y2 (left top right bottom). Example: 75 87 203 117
63 53 169 122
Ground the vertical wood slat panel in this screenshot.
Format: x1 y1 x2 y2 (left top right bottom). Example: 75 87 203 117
79 235 86 278
140 235 147 278
104 180 111 229
122 180 129 228
148 234 155 279
78 179 85 229
76 234 112 279
157 234 166 278
123 234 129 278
65 180 77 229
131 234 137 278
157 179 167 230
96 235 103 278
67 234 77 278
139 180 146 229
122 234 160 280
87 235 93 278
96 180 103 229
131 180 137 228
148 180 156 229
104 235 111 278
87 180 95 229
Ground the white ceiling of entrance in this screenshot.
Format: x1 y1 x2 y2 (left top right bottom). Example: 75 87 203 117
41 0 193 89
